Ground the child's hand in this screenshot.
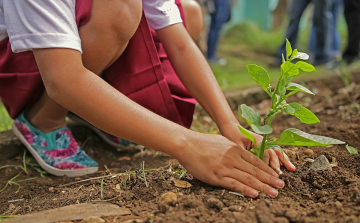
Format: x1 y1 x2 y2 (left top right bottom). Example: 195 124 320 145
219 123 296 175
175 133 285 198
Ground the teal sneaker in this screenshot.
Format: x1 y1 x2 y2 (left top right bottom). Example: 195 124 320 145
12 112 98 177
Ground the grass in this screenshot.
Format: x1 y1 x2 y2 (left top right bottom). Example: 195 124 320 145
100 174 105 200
211 14 350 90
0 216 17 222
0 103 12 131
0 150 38 193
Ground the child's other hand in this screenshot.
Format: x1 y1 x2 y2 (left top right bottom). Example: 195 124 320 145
249 131 296 174
263 148 296 174
176 133 284 198
219 123 296 175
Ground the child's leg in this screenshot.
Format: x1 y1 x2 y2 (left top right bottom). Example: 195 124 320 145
25 91 68 133
26 0 142 133
180 0 203 41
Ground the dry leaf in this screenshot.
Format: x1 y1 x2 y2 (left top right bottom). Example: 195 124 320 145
173 180 192 188
118 156 131 161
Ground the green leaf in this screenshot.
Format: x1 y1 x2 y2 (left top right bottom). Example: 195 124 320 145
287 103 319 124
290 49 298 60
346 145 358 154
267 128 345 146
275 94 286 105
238 126 257 146
296 61 316 72
286 82 315 95
251 124 273 135
246 64 270 92
286 39 292 60
279 76 292 97
240 104 261 126
292 52 309 60
281 61 299 77
284 104 295 114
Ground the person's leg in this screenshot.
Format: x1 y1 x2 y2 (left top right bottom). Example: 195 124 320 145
309 25 316 61
206 0 230 60
180 0 203 41
274 0 310 64
25 0 142 134
310 0 341 62
343 0 360 63
312 0 332 65
331 0 342 59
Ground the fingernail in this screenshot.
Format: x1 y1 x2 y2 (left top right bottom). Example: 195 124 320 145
275 179 285 188
277 168 283 175
269 188 278 198
272 171 279 178
250 190 259 198
290 163 296 169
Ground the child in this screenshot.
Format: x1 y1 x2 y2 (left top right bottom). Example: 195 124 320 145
0 0 295 198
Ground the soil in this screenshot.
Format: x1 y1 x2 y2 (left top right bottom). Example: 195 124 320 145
1 73 360 223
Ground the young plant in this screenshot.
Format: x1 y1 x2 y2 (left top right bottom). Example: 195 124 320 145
238 39 345 160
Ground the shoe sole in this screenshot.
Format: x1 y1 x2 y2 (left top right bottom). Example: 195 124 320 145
12 123 98 177
67 113 144 150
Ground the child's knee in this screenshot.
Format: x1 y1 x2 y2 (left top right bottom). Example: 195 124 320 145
110 0 143 40
181 0 203 40
79 0 142 73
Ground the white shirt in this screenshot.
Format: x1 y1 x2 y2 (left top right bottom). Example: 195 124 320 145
0 0 182 53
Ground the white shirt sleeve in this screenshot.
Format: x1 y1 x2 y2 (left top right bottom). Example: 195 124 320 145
143 0 183 30
2 0 81 53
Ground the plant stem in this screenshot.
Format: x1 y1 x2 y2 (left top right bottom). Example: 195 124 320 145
284 90 298 100
259 115 275 160
259 134 268 160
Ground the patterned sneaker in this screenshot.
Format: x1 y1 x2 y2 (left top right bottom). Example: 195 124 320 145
12 112 98 177
67 113 144 150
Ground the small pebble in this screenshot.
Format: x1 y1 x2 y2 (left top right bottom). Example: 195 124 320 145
284 210 298 222
309 155 332 171
206 197 224 210
265 199 272 207
228 205 241 212
334 201 343 209
160 192 177 205
304 149 314 156
315 190 329 199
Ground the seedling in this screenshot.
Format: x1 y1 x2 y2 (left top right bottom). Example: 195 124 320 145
238 39 345 160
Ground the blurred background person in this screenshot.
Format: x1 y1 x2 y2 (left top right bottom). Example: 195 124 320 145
342 0 360 64
309 0 343 67
206 0 231 65
270 0 332 67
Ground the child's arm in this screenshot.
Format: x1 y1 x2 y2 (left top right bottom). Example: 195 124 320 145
33 48 284 198
156 23 296 173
